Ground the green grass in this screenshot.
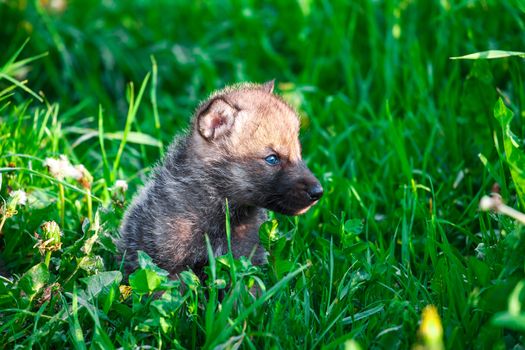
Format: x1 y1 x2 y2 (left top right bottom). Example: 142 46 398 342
1 0 525 348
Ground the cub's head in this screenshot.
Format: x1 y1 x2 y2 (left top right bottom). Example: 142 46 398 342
191 81 323 215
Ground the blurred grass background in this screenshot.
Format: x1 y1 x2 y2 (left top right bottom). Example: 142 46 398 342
1 0 525 348
3 0 524 199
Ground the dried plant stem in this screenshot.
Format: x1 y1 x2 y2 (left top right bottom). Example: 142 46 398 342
479 194 525 225
497 204 525 224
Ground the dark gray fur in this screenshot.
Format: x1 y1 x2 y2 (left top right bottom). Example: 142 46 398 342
118 138 267 276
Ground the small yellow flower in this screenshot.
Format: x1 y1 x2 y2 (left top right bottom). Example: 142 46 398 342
418 305 444 350
119 285 132 301
344 339 363 350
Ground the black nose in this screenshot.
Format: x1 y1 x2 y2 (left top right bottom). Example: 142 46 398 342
307 183 324 201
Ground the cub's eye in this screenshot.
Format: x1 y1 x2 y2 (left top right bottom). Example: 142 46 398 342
264 154 281 166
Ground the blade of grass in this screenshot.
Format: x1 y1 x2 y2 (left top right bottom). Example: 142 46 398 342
111 73 151 183
150 55 164 156
450 50 525 60
68 286 87 350
0 167 102 202
0 38 30 72
0 74 43 102
98 105 111 198
224 198 237 285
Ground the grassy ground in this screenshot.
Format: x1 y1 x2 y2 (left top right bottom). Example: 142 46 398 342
1 0 525 348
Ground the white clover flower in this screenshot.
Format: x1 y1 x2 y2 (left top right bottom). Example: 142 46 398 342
75 164 93 190
479 195 499 211
2 189 27 219
9 190 27 206
35 220 62 255
111 180 128 208
44 155 82 181
41 221 62 242
114 180 128 192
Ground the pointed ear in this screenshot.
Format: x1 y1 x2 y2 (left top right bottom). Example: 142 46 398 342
261 79 275 93
197 97 237 141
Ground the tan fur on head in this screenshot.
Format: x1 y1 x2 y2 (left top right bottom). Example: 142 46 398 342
193 82 302 163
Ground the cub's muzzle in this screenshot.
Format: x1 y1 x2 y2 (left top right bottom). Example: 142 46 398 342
306 182 323 202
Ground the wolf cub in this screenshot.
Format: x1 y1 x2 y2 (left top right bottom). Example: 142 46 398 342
119 81 323 277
